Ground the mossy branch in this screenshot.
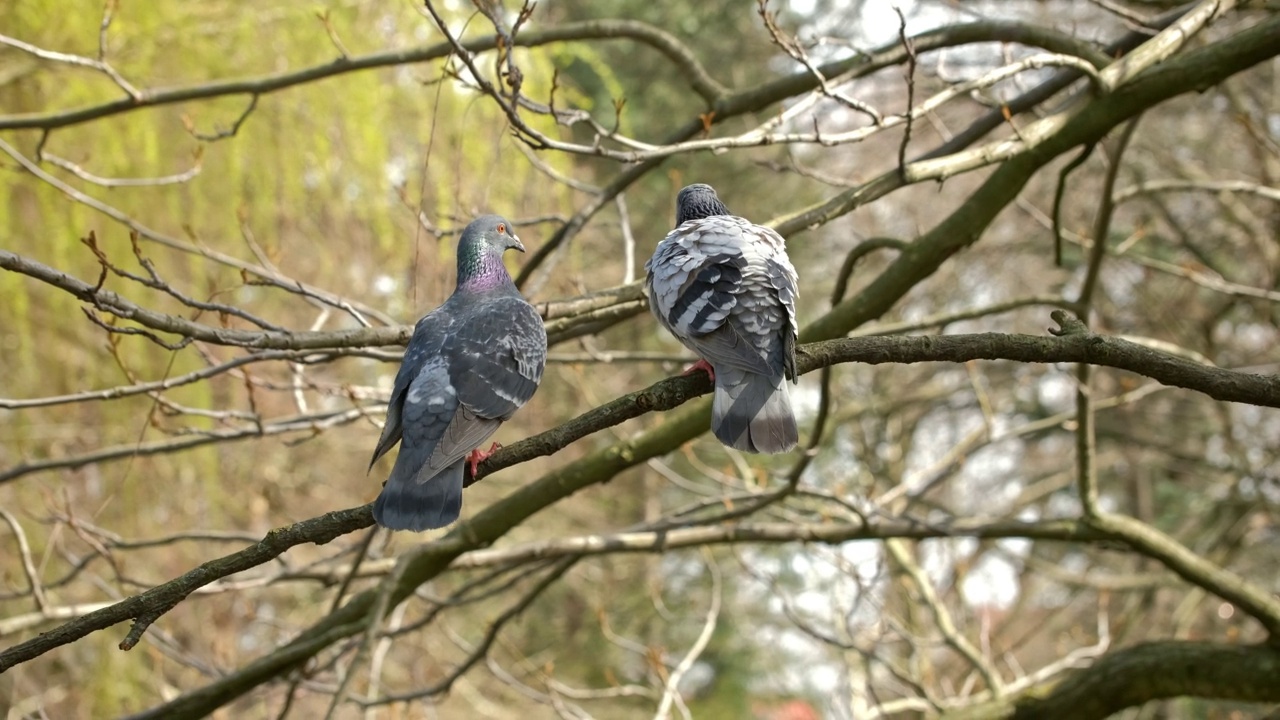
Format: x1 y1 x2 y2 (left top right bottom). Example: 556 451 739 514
5 321 1277 676
944 641 1280 720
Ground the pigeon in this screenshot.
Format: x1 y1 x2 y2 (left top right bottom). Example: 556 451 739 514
645 183 800 454
370 215 547 531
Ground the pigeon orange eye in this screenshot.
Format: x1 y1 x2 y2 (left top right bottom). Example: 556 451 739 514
497 223 506 234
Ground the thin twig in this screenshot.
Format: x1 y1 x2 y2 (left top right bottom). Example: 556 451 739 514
653 549 721 720
0 510 50 614
885 538 1005 695
0 29 141 99
895 6 918 175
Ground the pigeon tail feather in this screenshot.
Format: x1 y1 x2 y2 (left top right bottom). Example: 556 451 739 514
710 367 798 454
373 458 464 531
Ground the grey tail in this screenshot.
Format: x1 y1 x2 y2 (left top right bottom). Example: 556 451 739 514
373 458 464 532
710 367 798 454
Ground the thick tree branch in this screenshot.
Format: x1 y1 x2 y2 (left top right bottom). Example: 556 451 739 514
944 641 1280 720
0 506 369 670
477 323 1280 487
796 330 1280 409
517 19 1120 286
4 318 1272 489
5 319 1275 670
800 11 1280 341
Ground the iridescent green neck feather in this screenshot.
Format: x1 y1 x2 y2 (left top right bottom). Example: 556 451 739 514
457 237 513 292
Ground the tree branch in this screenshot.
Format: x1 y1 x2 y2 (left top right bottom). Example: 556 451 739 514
0 20 728 132
0 247 644 351
5 318 1276 668
7 312 1271 488
517 19 1122 286
944 641 1280 720
1088 512 1280 637
800 11 1280 341
0 506 369 670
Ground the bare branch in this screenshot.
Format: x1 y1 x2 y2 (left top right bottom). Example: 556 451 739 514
1114 177 1280 204
653 549 720 720
0 19 729 132
39 149 203 187
1 406 373 487
0 510 49 615
1089 511 1280 636
941 641 1280 720
0 138 393 327
0 506 370 670
0 29 141 99
886 539 1005 695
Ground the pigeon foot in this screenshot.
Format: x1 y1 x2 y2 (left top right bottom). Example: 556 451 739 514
468 441 503 477
681 359 715 381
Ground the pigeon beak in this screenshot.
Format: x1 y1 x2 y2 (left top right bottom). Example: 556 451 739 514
510 234 525 253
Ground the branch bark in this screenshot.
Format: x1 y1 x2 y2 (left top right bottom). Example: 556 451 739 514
3 320 1274 488
800 11 1280 341
5 320 1276 672
945 641 1280 720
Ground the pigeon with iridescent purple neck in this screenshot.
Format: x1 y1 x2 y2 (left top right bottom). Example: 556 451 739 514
646 184 800 454
370 215 546 531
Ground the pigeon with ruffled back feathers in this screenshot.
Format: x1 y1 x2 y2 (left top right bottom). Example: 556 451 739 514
370 215 547 531
645 184 800 453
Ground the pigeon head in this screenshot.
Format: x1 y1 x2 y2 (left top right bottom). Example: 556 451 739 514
456 214 523 290
675 183 730 226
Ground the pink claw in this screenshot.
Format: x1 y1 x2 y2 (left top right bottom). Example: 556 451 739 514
468 441 502 477
681 358 715 381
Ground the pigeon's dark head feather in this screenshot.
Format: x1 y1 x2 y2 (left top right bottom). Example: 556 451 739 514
675 184 730 226
456 214 523 290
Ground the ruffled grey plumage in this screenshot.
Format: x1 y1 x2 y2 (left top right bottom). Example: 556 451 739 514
371 215 547 531
646 184 800 454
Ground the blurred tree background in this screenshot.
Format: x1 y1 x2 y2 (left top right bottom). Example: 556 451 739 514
2 1 1280 718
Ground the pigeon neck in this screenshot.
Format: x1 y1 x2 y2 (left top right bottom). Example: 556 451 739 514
457 251 514 293
677 196 730 225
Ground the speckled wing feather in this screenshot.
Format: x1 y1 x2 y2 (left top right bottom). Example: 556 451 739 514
646 215 798 376
425 295 546 473
369 311 452 471
646 214 800 453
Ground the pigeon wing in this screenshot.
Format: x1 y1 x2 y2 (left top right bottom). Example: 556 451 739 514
392 355 463 483
423 295 547 473
649 217 794 377
765 251 800 381
369 311 449 469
